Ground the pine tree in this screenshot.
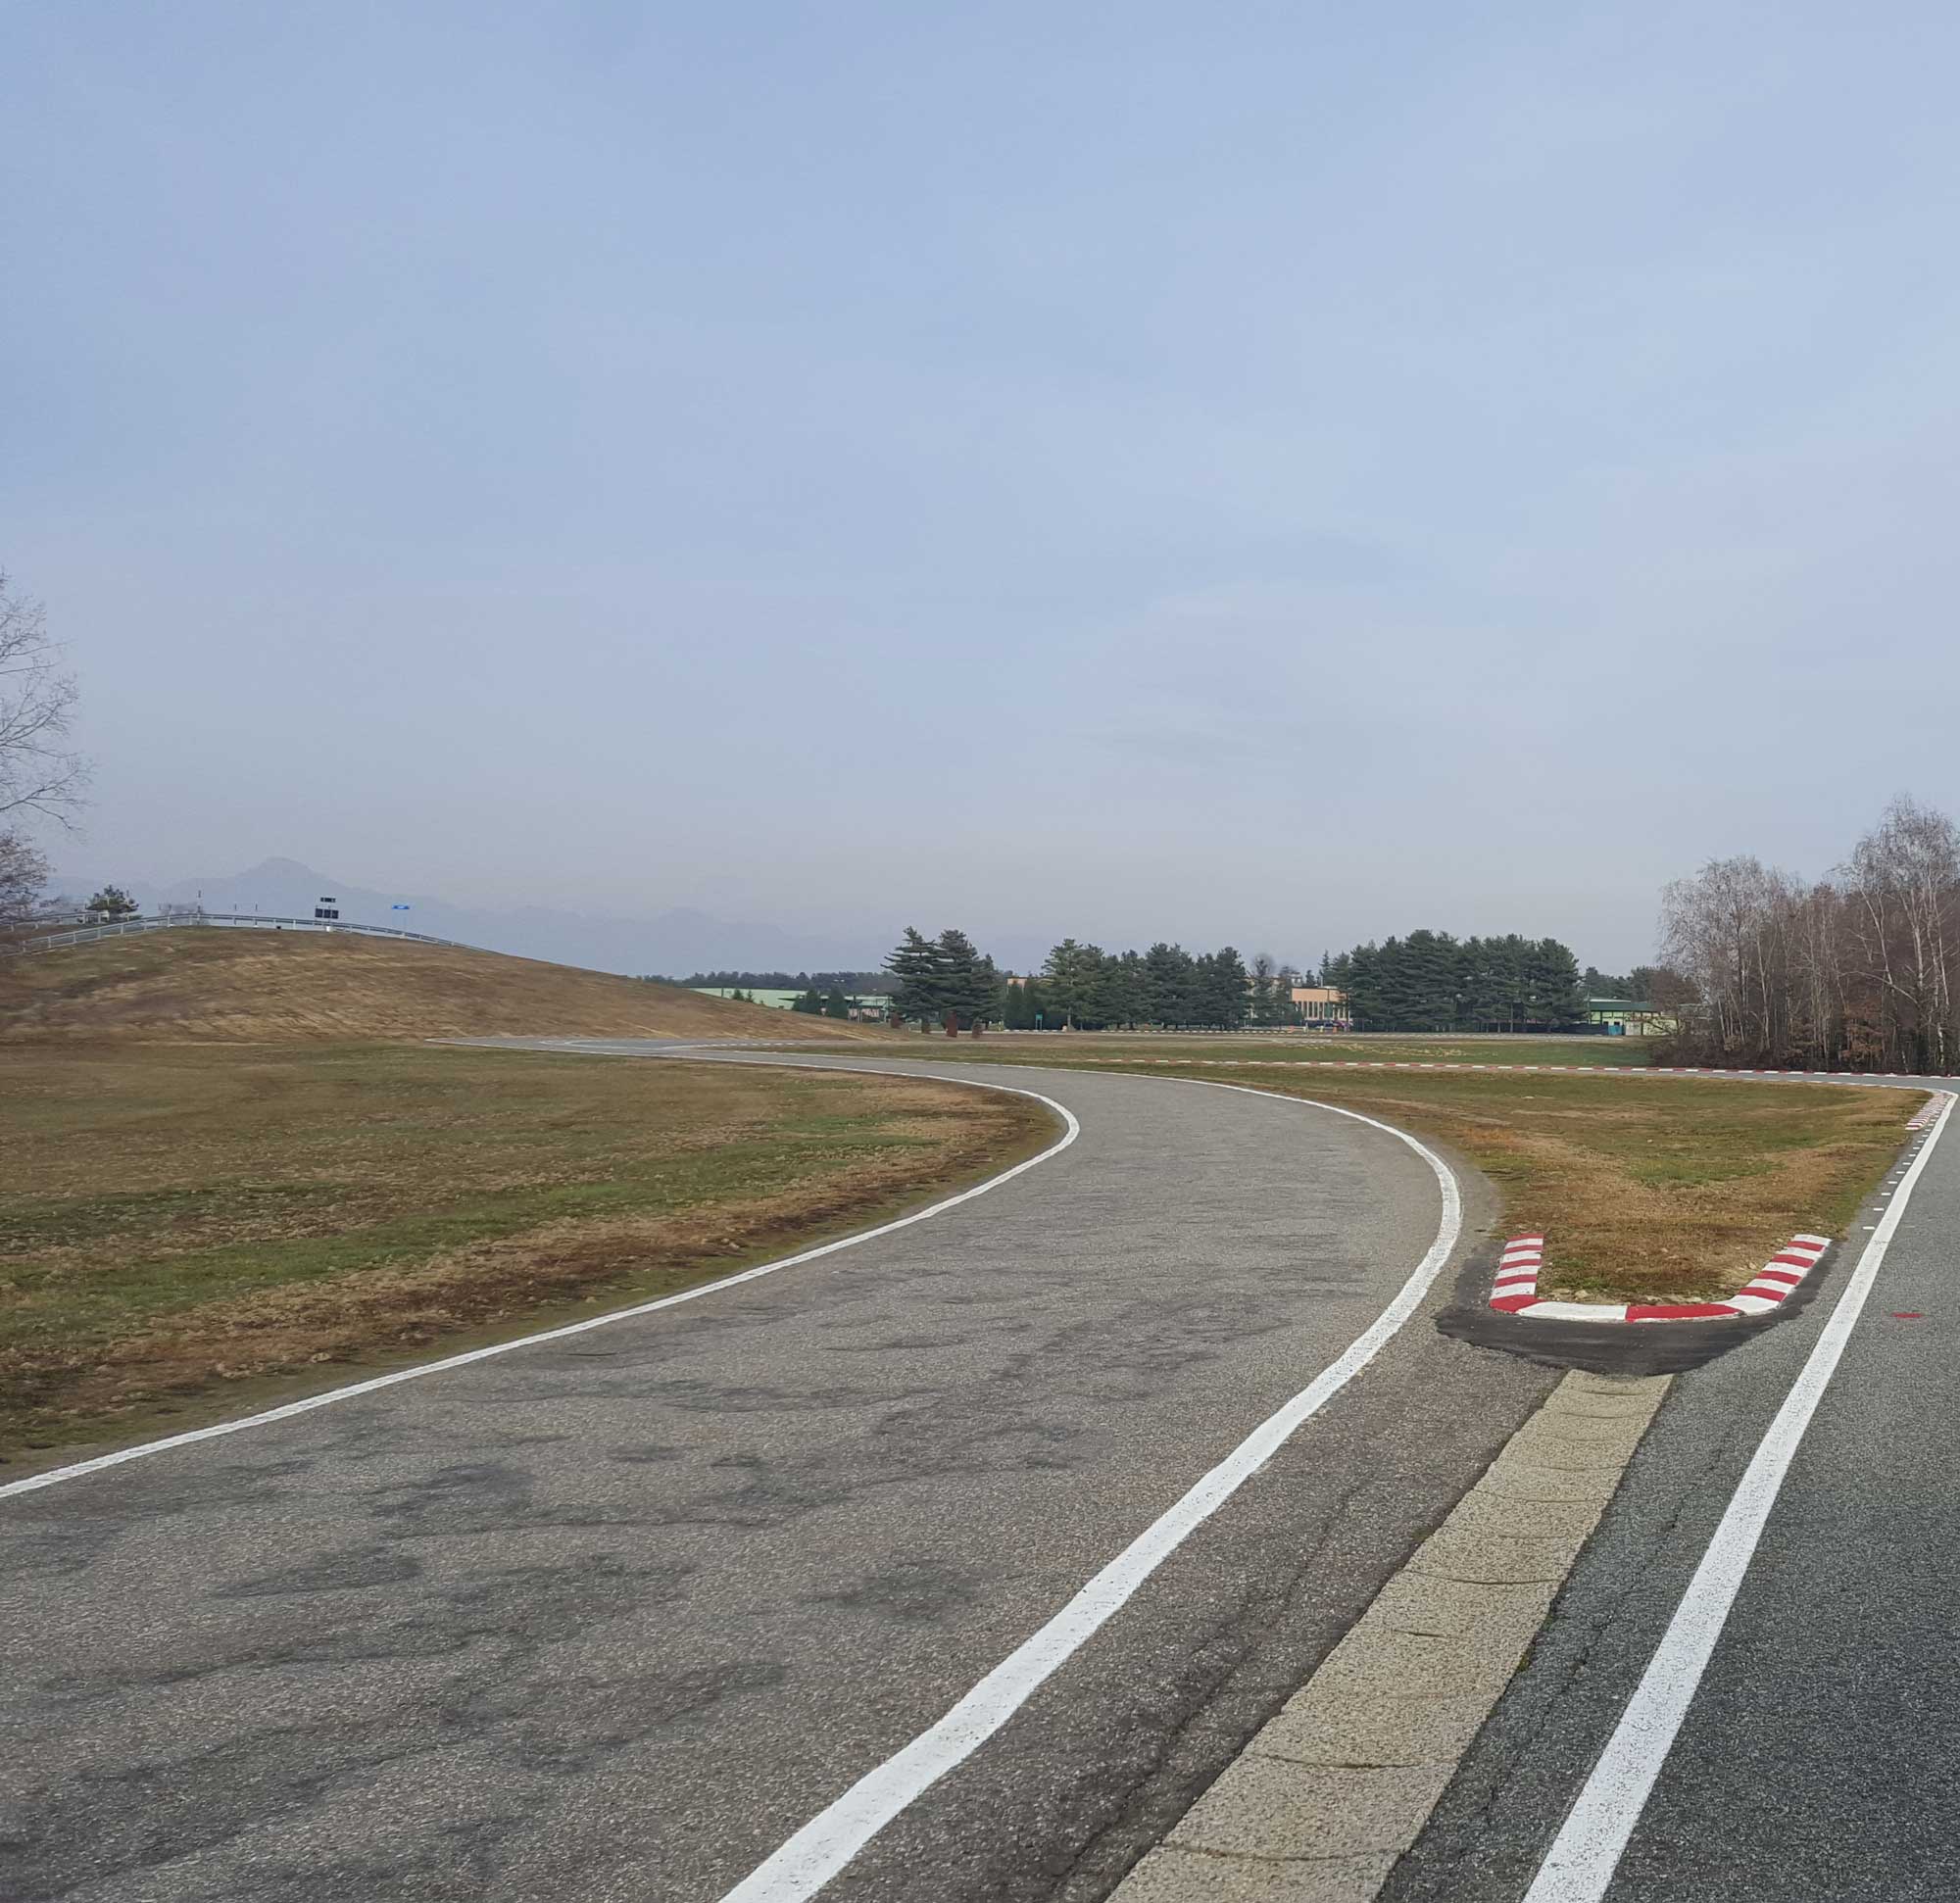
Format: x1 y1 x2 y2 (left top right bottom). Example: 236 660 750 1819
1250 952 1290 1027
823 987 851 1019
85 885 140 921
1043 939 1103 1029
971 953 1004 1032
1144 942 1197 1026
1399 930 1461 1030
884 927 947 1031
1528 938 1586 1026
935 928 1001 1032
1215 949 1247 1035
1109 950 1148 1029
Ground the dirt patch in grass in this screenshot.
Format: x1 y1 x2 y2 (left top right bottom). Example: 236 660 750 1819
0 1046 1053 1460
803 1044 1918 1303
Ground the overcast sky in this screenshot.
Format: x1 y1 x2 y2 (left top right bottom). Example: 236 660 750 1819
9 4 1960 970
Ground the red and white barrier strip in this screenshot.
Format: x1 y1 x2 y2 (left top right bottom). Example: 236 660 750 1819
1489 1235 1544 1313
1488 1232 1832 1323
1908 1096 1943 1129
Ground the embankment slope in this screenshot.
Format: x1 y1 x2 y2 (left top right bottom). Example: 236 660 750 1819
0 930 880 1044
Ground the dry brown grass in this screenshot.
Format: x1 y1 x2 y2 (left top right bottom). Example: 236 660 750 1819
0 1046 1053 1460
0 928 888 1044
1260 1070 1914 1299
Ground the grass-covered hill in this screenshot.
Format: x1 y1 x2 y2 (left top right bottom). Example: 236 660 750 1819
0 928 880 1044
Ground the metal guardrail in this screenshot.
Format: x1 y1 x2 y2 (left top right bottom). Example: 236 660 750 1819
0 912 476 958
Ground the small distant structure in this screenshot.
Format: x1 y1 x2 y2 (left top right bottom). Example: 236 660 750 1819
1290 985 1351 1029
1585 997 1677 1037
158 902 207 926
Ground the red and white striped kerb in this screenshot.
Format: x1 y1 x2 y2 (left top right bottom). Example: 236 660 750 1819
1489 1232 1831 1323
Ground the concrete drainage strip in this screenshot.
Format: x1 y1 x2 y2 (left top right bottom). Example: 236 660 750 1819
1111 1369 1671 1903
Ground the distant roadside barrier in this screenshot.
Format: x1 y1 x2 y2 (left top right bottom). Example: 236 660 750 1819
0 912 477 959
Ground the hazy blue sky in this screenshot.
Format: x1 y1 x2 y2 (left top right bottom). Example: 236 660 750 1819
9 4 1960 969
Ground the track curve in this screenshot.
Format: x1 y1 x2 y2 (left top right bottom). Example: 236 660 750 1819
1 1048 1552 1903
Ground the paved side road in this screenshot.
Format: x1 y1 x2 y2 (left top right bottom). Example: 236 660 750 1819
0 1052 1555 1903
1387 1085 1960 1902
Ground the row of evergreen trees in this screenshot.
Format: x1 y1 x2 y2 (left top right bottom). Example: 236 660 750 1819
881 930 1266 1031
1325 932 1585 1031
883 926 1591 1034
1013 940 1259 1030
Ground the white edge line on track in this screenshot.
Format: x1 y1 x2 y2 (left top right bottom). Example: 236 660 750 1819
1520 1086 1959 1903
718 1073 1463 1903
0 1069 1082 1502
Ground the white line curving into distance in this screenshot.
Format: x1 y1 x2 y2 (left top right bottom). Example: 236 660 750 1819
1520 1087 1958 1902
0 1073 1081 1502
718 1075 1463 1903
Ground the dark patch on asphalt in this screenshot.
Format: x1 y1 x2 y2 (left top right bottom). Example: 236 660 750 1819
641 1377 916 1415
0 1516 123 1581
807 1558 988 1623
4 1656 785 1902
606 1440 684 1464
368 1460 660 1539
214 1544 422 1597
1434 1237 1838 1375
651 1452 851 1530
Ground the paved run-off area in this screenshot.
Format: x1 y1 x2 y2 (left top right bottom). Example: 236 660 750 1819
1 1051 1567 1902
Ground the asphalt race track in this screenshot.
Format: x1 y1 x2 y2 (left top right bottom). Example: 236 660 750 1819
0 1051 1558 1903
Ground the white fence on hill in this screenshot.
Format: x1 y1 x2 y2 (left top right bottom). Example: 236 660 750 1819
0 912 477 958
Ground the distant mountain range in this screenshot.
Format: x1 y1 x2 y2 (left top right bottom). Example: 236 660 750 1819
49 857 887 979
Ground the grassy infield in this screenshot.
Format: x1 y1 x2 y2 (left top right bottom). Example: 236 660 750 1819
0 1029 1920 1462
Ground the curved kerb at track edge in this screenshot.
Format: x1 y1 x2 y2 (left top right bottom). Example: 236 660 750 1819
1489 1232 1831 1323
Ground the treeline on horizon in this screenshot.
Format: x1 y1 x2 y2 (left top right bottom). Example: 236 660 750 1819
878 929 1600 1032
662 968 893 994
1657 794 1960 1074
878 929 1272 1031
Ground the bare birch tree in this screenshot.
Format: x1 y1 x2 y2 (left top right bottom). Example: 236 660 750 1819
0 828 50 928
0 572 88 827
1658 797 1960 1073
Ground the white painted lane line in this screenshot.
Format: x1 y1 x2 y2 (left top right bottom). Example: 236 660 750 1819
718 1082 1463 1903
0 1073 1083 1502
1520 1089 1957 1903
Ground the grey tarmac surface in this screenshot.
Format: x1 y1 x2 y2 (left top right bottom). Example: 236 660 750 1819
0 1047 1558 1903
1385 1076 1958 1903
